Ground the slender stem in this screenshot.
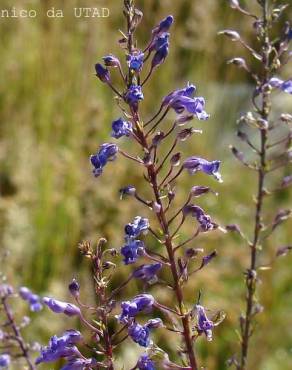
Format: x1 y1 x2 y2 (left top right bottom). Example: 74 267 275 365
240 1 270 368
137 130 198 369
2 298 35 370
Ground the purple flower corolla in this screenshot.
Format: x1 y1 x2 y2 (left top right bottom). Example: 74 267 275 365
111 118 133 139
0 354 10 368
119 185 136 199
43 297 81 317
95 63 110 83
269 77 292 94
124 85 144 111
102 54 120 68
151 42 169 69
162 83 196 107
169 96 209 120
133 263 162 282
61 358 95 370
183 205 217 231
152 15 174 36
127 51 144 72
35 330 82 365
128 319 163 347
196 305 214 341
183 157 222 182
162 83 209 120
90 143 118 177
149 33 170 52
19 287 43 312
138 354 156 370
117 294 155 324
125 216 149 239
121 239 145 265
128 322 150 347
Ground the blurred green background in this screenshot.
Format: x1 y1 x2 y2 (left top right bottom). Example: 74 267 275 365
0 0 291 369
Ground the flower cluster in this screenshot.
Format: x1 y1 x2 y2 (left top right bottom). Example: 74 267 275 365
33 2 224 369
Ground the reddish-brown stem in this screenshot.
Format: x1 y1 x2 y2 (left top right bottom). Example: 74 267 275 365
2 298 35 370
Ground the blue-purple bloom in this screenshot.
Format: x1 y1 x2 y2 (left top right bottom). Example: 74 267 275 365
102 54 120 68
119 185 136 198
124 85 144 111
152 15 174 36
90 143 118 177
125 216 149 239
183 157 222 182
138 354 156 370
117 294 155 324
0 354 10 368
269 77 292 94
149 33 170 52
162 83 209 120
127 51 144 72
19 287 43 312
43 297 81 317
128 318 163 347
35 330 82 365
133 263 162 282
128 322 150 347
121 240 145 265
196 305 214 341
61 358 96 370
151 42 169 69
183 205 218 231
95 63 110 83
111 118 133 139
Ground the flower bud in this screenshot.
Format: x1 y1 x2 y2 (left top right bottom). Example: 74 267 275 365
152 131 165 146
227 57 247 69
68 279 80 298
218 30 241 41
170 152 181 166
146 318 164 329
229 0 239 8
102 54 120 68
95 63 110 83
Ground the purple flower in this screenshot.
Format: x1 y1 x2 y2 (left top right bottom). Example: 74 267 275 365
151 42 169 69
61 358 96 370
145 318 164 329
133 263 162 282
183 205 218 231
152 15 174 36
68 279 80 298
128 322 150 347
162 83 209 120
95 63 110 83
269 77 292 94
117 294 155 324
111 118 133 139
43 297 81 317
121 239 145 265
124 85 144 111
127 51 144 72
125 216 149 239
162 83 196 107
35 330 82 365
19 287 43 312
102 54 120 68
90 143 118 177
0 354 10 367
138 354 156 370
183 157 222 182
149 33 170 52
196 305 214 341
119 185 136 199
170 96 208 119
